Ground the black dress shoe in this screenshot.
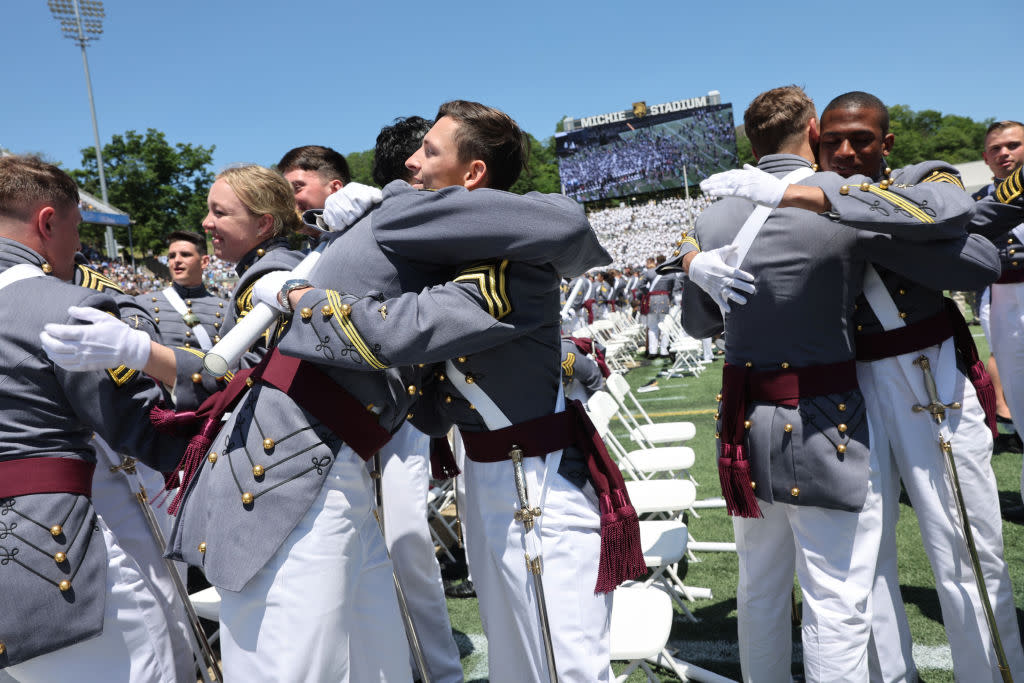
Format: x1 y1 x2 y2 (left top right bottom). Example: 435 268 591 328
995 432 1024 455
444 578 477 598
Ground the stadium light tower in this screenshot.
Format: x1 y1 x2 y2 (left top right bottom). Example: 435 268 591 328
48 0 115 255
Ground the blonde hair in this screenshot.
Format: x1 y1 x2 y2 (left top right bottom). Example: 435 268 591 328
217 164 301 236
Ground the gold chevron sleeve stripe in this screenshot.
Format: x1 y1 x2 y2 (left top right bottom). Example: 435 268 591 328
77 265 125 293
865 185 933 223
106 365 137 386
236 283 255 319
561 352 576 377
325 290 388 370
997 168 1023 204
453 260 512 320
922 170 965 190
173 346 234 380
681 235 700 251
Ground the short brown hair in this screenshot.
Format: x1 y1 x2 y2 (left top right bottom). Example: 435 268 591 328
217 165 302 237
0 155 79 222
167 229 208 255
986 120 1024 138
277 145 351 185
744 86 817 157
436 100 528 191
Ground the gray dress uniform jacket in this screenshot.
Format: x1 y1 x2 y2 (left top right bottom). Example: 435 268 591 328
136 282 233 351
682 155 998 510
168 183 607 592
0 239 189 668
971 166 1024 270
639 269 677 316
561 337 605 403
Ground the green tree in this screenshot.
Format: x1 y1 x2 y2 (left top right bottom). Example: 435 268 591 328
346 149 376 186
510 134 562 195
886 105 990 168
72 129 215 254
735 129 754 166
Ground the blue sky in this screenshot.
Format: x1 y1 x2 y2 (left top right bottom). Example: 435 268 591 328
2 0 1018 173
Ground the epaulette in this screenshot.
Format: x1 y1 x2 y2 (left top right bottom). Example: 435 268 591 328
996 167 1023 204
921 169 964 190
77 264 124 293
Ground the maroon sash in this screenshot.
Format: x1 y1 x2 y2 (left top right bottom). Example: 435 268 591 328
718 360 858 517
0 458 95 499
996 268 1024 285
454 400 646 593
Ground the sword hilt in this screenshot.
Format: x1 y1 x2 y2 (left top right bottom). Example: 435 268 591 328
510 444 540 530
911 355 961 424
109 456 137 475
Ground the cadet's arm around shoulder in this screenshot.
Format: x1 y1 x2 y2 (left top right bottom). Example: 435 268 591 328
970 194 1024 240
863 231 1001 292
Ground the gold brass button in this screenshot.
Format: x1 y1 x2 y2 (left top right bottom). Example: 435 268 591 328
884 167 892 177
468 404 475 411
445 395 453 404
714 411 720 420
321 305 334 317
898 311 907 319
437 373 446 382
838 403 847 412
465 375 475 384
1011 250 1017 256
191 373 202 384
838 423 848 433
42 263 53 274
781 362 790 369
214 335 221 343
407 385 417 396
839 185 850 195
743 420 752 429
252 465 264 477
300 307 312 320
457 357 466 363
154 317 160 323
256 248 265 257
750 481 757 490
406 412 414 420
859 182 870 191
241 492 254 505
245 378 254 387
784 424 793 433
745 361 753 368
198 542 207 553
0 642 6 655
790 487 800 497
213 322 220 328
898 288 906 295
58 580 71 592
50 525 62 537
152 296 157 302
714 432 720 439
338 303 352 317
54 552 66 564
837 444 847 454
263 438 275 450
185 331 192 338
153 306 160 313
856 324 863 332
672 250 680 256
216 312 222 318
208 452 218 464
879 180 890 190
366 403 375 411
219 302 224 307
716 393 723 401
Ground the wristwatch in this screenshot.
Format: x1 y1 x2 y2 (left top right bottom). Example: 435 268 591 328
277 279 311 315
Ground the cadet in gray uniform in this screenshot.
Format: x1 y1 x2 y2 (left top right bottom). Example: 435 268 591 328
561 336 605 405
638 255 678 356
137 230 232 352
687 86 1000 683
263 101 617 682
1 155 189 682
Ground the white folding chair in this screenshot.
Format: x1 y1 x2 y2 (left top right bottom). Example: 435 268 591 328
426 481 458 563
606 373 697 448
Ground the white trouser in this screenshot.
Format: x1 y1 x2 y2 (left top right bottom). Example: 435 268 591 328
862 342 1024 683
733 433 884 683
646 320 669 355
1 520 178 683
988 282 1024 498
90 451 193 683
217 448 410 683
380 423 463 683
702 337 714 362
461 453 612 683
980 286 991 341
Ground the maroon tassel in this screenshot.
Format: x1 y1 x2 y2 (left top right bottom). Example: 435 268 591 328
717 450 739 515
164 417 219 515
727 456 763 518
594 490 646 593
429 437 461 480
582 299 596 324
968 359 999 440
595 493 623 594
612 488 646 580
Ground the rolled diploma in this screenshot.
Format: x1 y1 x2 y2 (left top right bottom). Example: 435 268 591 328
559 278 585 320
202 245 324 377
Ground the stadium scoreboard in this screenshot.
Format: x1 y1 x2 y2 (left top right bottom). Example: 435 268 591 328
556 91 738 203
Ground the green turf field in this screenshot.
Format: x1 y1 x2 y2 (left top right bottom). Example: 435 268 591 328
446 329 1024 682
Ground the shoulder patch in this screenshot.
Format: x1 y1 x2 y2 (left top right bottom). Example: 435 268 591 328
921 170 965 190
453 259 512 320
561 351 576 377
106 365 137 386
77 265 124 293
996 167 1023 204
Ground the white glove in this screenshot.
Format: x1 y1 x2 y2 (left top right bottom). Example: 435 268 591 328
688 245 757 313
41 306 152 372
560 308 576 322
700 164 788 208
322 182 384 230
251 270 292 313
